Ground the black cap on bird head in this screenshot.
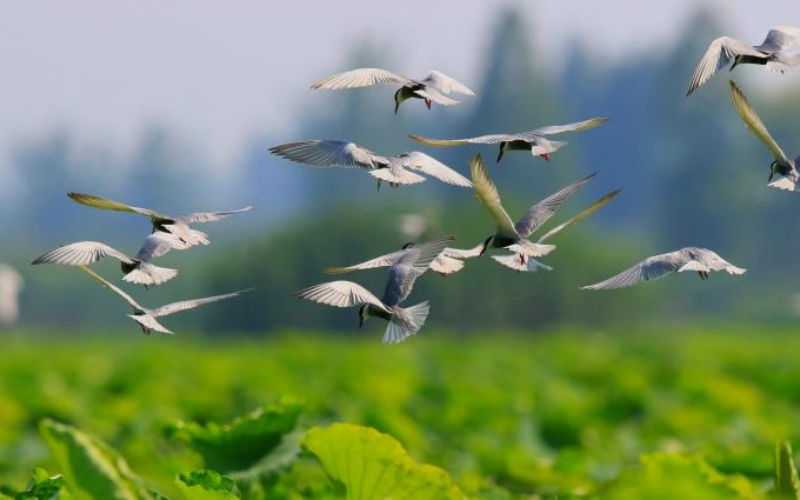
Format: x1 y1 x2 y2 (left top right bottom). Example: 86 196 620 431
401 242 416 250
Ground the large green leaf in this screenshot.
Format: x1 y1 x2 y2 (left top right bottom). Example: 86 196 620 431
775 442 800 499
175 471 240 500
6 468 73 500
169 400 303 476
39 419 153 500
303 423 465 500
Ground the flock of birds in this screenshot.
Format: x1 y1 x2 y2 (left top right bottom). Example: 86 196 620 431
31 26 800 343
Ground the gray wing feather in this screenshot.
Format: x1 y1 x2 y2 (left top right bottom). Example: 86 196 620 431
134 232 189 262
757 26 800 52
527 118 608 137
295 281 391 313
515 173 596 238
324 249 410 275
421 70 475 96
397 152 472 187
269 140 383 169
687 37 766 95
151 289 251 318
582 251 687 291
381 235 454 307
32 241 133 266
176 206 252 224
311 68 414 90
78 265 142 310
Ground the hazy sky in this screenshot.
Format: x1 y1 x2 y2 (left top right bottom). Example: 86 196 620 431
0 0 797 171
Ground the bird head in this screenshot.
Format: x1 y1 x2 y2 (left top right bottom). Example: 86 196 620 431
401 242 416 250
479 236 494 257
358 304 370 329
393 88 409 114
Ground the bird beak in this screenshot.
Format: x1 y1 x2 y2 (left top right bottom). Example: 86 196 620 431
496 148 504 163
394 101 400 114
769 171 775 182
358 315 364 329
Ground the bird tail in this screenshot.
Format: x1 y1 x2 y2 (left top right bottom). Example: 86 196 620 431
492 254 553 273
677 260 709 273
506 240 556 258
768 175 799 192
123 262 178 287
383 302 430 344
767 53 800 73
369 167 426 186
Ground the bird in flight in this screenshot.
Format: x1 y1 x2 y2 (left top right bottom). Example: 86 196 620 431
311 68 474 113
409 118 608 163
582 247 745 290
687 26 800 96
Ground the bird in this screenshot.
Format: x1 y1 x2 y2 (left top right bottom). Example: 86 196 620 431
295 235 454 344
323 241 483 277
491 189 621 272
310 68 474 113
729 80 800 191
687 26 800 96
468 154 599 270
67 192 252 247
408 117 608 163
78 265 251 335
32 232 189 288
582 247 746 291
0 264 23 327
269 140 472 190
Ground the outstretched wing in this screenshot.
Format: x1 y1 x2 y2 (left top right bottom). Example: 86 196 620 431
67 192 170 222
421 70 475 96
78 265 142 310
33 241 133 266
514 173 596 238
269 140 383 169
582 251 687 291
729 80 790 164
151 289 252 317
295 281 391 313
687 37 766 95
176 206 252 224
311 68 414 90
408 133 517 147
397 152 472 187
135 232 189 262
382 235 454 307
757 26 800 52
527 118 609 137
537 190 620 243
324 249 409 275
470 155 517 238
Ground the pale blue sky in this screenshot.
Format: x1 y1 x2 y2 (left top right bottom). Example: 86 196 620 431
0 0 797 172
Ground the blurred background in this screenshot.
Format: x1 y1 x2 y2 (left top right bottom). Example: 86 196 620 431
1 0 799 334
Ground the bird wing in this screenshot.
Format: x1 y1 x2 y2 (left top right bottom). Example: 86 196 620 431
294 280 391 313
408 133 518 147
694 249 747 275
324 249 410 275
176 206 253 224
442 244 485 259
150 289 251 318
757 26 800 52
78 265 142 310
397 152 472 187
414 86 460 106
420 70 475 96
526 118 609 137
537 190 621 243
582 251 687 291
514 173 596 238
687 37 766 95
67 192 170 222
129 314 173 335
382 235 454 307
369 165 426 185
310 68 414 90
32 241 133 266
269 140 382 169
729 80 790 164
134 232 189 262
470 155 517 238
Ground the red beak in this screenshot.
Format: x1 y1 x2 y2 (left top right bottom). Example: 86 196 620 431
540 153 551 162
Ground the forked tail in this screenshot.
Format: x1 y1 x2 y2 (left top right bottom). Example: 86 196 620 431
382 302 430 344
123 262 178 287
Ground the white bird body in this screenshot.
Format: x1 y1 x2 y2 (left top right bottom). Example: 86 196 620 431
0 264 23 327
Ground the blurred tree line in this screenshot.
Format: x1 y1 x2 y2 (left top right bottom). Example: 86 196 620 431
3 6 800 334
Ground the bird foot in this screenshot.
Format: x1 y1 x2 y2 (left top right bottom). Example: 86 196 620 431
424 99 432 110
540 153 551 161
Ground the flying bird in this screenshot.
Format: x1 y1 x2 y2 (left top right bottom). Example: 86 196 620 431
409 118 608 163
78 265 251 334
311 68 474 113
729 80 800 191
295 235 454 344
269 140 472 190
32 232 188 288
687 26 800 96
582 247 745 291
68 192 252 247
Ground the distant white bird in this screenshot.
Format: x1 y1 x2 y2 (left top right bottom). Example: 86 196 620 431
324 240 481 277
398 214 429 240
0 264 23 327
295 235 453 344
409 118 608 163
68 192 252 247
311 68 474 113
269 140 472 190
687 26 800 96
32 232 188 288
582 247 746 291
78 265 251 334
729 80 800 191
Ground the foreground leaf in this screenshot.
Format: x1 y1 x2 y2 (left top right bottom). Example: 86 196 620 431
39 419 153 500
775 442 800 499
303 423 466 500
6 468 73 500
176 471 240 500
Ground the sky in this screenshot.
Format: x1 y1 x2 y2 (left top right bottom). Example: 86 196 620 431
0 0 797 173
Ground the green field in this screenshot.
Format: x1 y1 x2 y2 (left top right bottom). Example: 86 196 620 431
1 328 800 499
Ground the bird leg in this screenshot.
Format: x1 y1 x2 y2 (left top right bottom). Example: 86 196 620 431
519 253 526 265
424 99 432 110
697 271 709 281
376 179 382 191
540 153 551 161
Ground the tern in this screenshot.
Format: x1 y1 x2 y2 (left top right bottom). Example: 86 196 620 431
311 68 474 113
323 241 484 277
295 235 453 344
582 247 746 290
729 80 800 191
32 232 188 288
269 140 472 190
78 265 251 334
687 26 800 96
68 192 252 247
409 118 608 163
